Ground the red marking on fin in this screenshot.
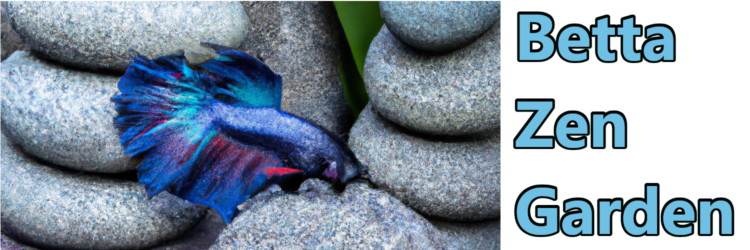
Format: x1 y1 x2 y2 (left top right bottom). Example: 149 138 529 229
170 73 184 80
132 119 167 142
266 167 302 177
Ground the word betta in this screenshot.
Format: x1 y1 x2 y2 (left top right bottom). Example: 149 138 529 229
515 184 734 237
518 12 675 62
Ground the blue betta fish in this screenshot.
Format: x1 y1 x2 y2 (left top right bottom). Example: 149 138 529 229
111 43 366 222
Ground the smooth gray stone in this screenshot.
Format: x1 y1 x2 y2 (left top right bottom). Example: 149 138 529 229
151 209 227 250
1 51 137 173
239 2 353 138
6 1 248 72
364 24 500 136
210 179 454 250
429 219 500 250
380 1 500 52
349 104 500 221
1 134 205 250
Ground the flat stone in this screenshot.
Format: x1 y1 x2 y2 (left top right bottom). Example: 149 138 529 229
151 209 226 250
210 179 453 250
1 134 205 250
239 2 353 138
1 51 138 173
349 104 499 221
364 24 500 136
1 2 29 61
380 1 500 52
429 219 500 250
6 1 248 72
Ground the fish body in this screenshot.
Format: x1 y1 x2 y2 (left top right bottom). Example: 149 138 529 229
112 44 364 222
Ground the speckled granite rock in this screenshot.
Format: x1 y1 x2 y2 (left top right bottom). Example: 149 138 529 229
429 219 500 250
6 1 248 72
1 134 205 250
1 2 28 61
349 104 499 221
380 2 500 52
364 24 500 136
210 179 453 249
1 51 137 173
239 2 353 138
152 209 226 250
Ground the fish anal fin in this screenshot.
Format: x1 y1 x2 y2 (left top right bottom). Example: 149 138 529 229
266 167 303 177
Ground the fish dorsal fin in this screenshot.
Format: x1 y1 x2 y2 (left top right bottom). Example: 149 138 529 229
196 44 282 109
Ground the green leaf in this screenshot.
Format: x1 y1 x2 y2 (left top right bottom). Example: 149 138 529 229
335 1 383 118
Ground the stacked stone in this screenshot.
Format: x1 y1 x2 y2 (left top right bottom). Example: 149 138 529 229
1 2 250 249
350 2 501 249
2 1 474 249
209 3 454 249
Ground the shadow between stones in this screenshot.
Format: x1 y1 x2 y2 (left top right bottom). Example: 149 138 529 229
28 50 127 77
371 108 499 144
1 127 140 182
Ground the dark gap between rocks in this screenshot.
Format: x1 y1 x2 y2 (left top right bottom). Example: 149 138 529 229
28 50 126 77
373 108 498 143
8 139 143 182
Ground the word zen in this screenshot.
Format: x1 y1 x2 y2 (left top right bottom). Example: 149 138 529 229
514 99 626 149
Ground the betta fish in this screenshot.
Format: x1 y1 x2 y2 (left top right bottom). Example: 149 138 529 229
111 43 366 223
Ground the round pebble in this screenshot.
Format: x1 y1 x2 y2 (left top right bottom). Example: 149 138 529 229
380 1 500 52
364 24 500 136
1 51 137 173
151 210 226 250
6 1 248 72
349 104 500 221
210 179 453 249
0 134 205 250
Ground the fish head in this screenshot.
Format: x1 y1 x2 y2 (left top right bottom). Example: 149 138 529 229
317 139 368 188
320 155 365 186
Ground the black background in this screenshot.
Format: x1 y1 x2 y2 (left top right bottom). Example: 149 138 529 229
502 1 736 249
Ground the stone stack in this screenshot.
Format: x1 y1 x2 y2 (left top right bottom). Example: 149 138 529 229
350 2 501 249
2 1 483 249
209 3 455 249
1 2 250 249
